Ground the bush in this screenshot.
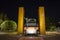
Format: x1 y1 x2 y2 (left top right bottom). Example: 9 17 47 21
0 20 17 32
50 26 57 31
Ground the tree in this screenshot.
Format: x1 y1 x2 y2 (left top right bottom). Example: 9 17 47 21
0 13 8 25
3 14 9 21
46 16 56 31
0 20 17 32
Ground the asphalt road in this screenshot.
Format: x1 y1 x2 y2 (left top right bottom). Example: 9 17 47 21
0 34 60 40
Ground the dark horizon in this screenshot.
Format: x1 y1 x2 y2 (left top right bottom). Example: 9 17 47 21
0 0 60 24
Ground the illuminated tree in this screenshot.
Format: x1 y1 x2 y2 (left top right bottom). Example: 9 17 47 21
0 20 17 32
0 13 8 25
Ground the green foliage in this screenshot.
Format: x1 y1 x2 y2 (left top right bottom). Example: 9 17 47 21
3 14 9 20
0 13 17 32
0 19 3 25
0 13 4 19
46 16 56 31
0 20 17 32
50 25 57 31
0 13 8 21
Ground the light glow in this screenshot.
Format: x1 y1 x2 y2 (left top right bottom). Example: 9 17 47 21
26 27 37 34
38 6 46 35
18 7 24 34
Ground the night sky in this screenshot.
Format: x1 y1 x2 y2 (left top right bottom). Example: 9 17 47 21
0 0 60 24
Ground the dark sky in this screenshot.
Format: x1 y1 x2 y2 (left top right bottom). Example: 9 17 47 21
0 0 60 23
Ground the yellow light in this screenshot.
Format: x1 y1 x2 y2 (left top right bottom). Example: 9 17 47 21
38 6 46 35
18 7 24 34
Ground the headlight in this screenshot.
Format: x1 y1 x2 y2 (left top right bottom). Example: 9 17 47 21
26 27 37 34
